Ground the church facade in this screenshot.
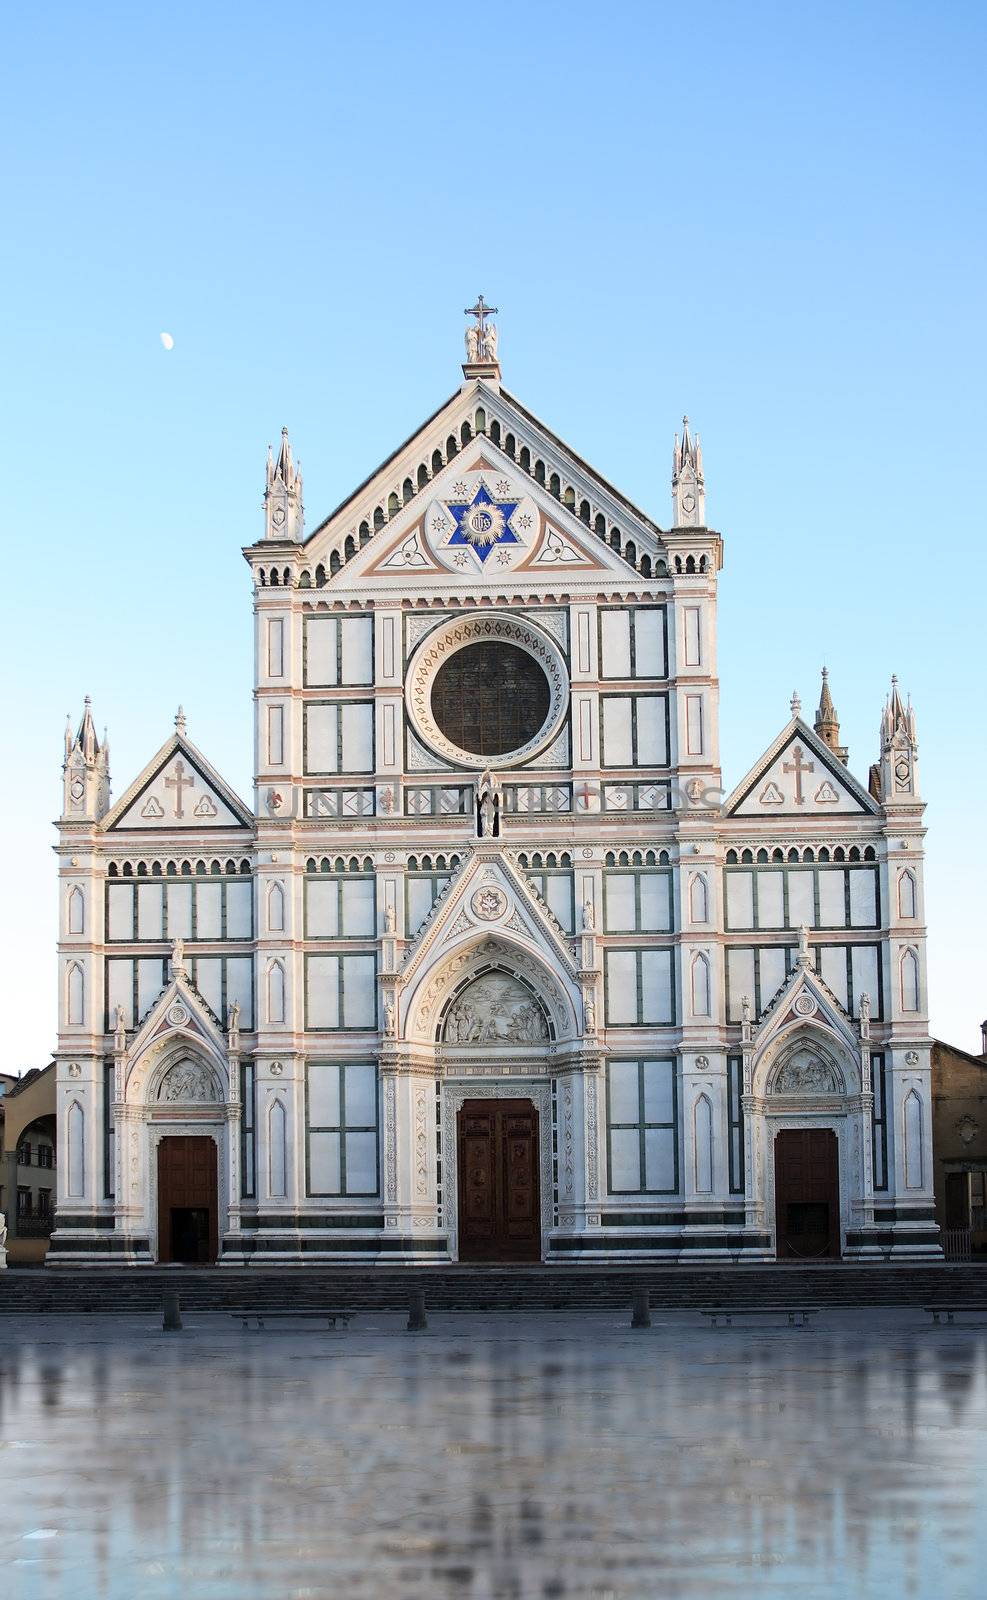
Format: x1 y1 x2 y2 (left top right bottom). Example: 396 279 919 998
49 310 938 1265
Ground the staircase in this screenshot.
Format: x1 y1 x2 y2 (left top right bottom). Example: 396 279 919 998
2 1263 985 1316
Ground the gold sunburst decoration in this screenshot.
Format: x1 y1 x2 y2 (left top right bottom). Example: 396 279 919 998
461 498 506 546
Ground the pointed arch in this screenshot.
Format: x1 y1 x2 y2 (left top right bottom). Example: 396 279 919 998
897 868 917 920
688 873 709 924
900 947 920 1012
67 885 85 935
67 1099 85 1196
266 959 286 1024
66 961 85 1026
903 1089 924 1189
690 952 711 1017
269 1098 287 1198
267 881 286 933
693 1094 713 1194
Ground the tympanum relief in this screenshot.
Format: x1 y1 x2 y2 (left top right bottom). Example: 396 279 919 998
442 972 549 1045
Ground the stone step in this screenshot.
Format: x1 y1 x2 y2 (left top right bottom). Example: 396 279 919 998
2 1264 986 1315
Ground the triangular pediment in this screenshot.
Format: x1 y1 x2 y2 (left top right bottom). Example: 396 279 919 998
125 966 229 1075
103 733 254 831
725 718 877 818
294 381 669 594
399 849 578 992
754 955 859 1055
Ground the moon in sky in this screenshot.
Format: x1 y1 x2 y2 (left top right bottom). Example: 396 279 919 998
160 332 174 351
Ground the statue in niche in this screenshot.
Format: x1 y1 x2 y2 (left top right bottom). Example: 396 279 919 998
582 899 595 932
476 768 502 838
160 1059 211 1103
384 904 396 934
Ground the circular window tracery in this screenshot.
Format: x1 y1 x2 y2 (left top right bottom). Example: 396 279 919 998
406 615 568 769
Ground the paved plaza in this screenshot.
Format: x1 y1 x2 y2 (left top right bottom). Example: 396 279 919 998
2 1308 986 1599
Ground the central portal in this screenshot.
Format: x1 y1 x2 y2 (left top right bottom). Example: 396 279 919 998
157 1136 218 1264
774 1128 841 1261
457 1099 541 1262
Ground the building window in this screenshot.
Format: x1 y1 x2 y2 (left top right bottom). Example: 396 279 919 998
17 1188 31 1217
37 1143 53 1169
606 1059 678 1194
305 1061 379 1197
16 1143 32 1166
37 1189 52 1219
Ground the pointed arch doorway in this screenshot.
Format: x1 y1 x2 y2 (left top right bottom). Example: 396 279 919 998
457 1099 541 1262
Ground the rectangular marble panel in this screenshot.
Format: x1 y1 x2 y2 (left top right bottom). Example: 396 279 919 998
340 617 373 686
306 956 340 1029
726 872 754 930
137 883 163 941
108 884 133 942
818 870 846 927
305 704 338 773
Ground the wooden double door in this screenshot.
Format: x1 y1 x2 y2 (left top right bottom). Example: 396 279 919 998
157 1136 218 1264
774 1128 841 1260
457 1099 541 1262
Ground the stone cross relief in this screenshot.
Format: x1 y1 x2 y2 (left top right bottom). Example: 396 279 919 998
782 744 814 805
164 759 195 818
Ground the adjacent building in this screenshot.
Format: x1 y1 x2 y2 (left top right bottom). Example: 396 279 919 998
49 311 938 1266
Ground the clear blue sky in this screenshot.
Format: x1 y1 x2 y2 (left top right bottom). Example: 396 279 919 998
2 0 985 1063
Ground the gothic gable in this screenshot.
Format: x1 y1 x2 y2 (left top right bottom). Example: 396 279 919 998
295 381 669 591
725 718 877 818
399 850 578 993
103 732 253 832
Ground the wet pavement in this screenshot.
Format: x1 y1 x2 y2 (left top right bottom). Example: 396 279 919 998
1 1308 985 1599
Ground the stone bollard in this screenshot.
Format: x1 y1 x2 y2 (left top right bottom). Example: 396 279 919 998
631 1287 651 1329
407 1288 428 1332
162 1291 183 1332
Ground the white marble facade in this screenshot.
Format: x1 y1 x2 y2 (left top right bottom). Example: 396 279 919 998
49 326 938 1264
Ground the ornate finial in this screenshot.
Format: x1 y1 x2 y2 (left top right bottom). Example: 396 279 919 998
175 705 186 734
790 690 801 719
464 295 500 370
84 694 91 709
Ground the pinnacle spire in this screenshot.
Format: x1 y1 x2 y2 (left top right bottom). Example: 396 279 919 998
814 666 847 763
175 705 187 734
671 414 705 526
263 425 304 541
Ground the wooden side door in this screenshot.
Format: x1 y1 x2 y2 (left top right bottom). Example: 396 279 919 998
157 1136 218 1264
774 1128 840 1260
457 1100 540 1262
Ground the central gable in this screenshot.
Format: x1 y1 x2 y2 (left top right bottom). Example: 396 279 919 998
296 381 669 594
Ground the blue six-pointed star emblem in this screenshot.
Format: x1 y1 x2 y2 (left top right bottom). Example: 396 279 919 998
446 483 521 563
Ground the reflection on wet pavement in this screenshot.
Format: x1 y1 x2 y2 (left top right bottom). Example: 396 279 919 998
2 1309 986 1598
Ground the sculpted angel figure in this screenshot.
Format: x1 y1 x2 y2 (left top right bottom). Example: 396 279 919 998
480 322 498 360
465 324 481 362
